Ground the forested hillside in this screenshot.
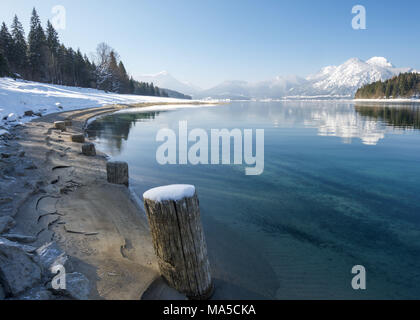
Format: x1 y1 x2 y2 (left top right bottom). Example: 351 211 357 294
355 72 420 99
0 8 176 98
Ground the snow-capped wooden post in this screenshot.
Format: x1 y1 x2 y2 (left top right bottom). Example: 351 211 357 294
54 121 66 131
143 185 213 300
106 161 129 186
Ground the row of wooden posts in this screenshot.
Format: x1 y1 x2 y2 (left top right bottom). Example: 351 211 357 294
54 119 213 300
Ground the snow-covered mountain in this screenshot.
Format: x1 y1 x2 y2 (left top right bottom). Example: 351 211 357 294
195 75 307 100
136 71 201 96
296 57 413 98
148 57 416 100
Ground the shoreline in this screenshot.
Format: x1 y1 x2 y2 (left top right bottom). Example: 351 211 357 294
0 101 217 300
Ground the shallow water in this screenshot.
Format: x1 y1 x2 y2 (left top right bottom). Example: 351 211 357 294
87 101 420 299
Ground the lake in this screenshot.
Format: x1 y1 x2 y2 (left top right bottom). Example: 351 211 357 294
87 101 420 299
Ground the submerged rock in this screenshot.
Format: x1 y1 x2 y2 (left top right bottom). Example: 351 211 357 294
51 272 90 300
2 233 37 244
15 286 51 300
36 242 68 278
0 216 15 234
0 237 41 296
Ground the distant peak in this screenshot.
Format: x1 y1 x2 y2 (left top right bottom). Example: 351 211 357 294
140 70 170 77
366 57 394 68
343 57 364 65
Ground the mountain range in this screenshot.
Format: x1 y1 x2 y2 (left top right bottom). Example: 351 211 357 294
137 57 417 100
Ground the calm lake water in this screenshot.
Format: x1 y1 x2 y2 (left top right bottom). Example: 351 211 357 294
87 101 420 299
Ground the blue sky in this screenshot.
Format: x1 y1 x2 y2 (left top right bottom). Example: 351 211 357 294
1 0 419 88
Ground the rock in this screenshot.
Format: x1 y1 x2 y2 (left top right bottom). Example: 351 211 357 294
6 113 18 122
24 110 34 117
54 121 66 131
2 234 37 244
0 198 13 204
106 161 129 186
36 242 68 278
0 284 4 300
0 237 41 296
71 134 85 143
16 286 51 300
82 143 96 156
0 216 16 234
57 272 90 300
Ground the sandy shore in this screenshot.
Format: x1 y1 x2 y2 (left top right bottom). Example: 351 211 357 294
0 103 209 300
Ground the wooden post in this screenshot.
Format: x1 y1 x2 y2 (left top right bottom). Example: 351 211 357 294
143 185 213 300
106 161 129 186
71 134 85 143
54 121 66 131
82 143 96 156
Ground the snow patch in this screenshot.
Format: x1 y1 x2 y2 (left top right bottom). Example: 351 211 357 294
143 185 196 202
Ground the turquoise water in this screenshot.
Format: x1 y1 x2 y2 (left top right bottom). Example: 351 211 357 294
87 101 420 299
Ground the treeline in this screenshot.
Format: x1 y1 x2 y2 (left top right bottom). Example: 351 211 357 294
355 72 420 99
0 8 170 97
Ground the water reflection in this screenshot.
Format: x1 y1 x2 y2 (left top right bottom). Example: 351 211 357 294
86 112 160 154
87 102 420 154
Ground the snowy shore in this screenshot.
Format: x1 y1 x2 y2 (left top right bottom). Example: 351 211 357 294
0 77 199 132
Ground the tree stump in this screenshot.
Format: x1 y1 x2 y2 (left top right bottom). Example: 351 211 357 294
54 121 66 131
82 143 96 156
143 185 213 300
71 134 85 143
106 161 129 186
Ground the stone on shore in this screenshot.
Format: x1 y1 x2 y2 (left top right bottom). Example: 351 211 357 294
71 134 85 143
0 216 16 234
0 237 42 296
54 121 66 131
82 143 96 156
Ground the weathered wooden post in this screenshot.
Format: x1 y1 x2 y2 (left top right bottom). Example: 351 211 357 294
143 185 213 300
106 161 129 186
82 143 96 156
54 121 66 131
71 134 85 143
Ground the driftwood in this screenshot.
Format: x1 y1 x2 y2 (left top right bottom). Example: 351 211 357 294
106 161 129 186
143 189 213 300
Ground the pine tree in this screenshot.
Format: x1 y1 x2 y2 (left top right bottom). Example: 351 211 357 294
27 8 48 81
46 20 60 83
0 51 9 77
0 22 13 71
10 15 27 77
